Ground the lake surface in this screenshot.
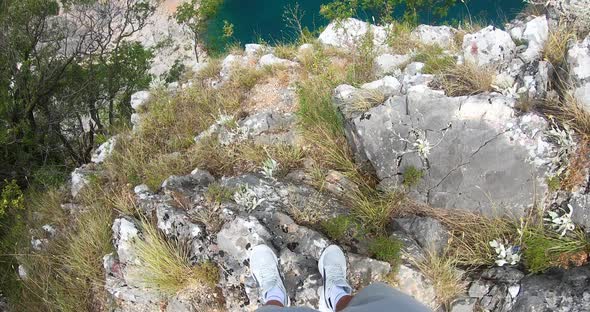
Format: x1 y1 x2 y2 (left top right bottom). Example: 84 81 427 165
207 0 525 52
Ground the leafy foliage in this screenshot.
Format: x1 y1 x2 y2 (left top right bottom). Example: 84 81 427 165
0 0 154 184
174 0 224 61
320 0 456 24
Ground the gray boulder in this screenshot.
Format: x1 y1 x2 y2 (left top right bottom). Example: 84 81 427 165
410 25 456 49
130 91 151 111
338 86 554 216
318 18 388 50
569 193 590 232
390 216 449 255
374 53 411 76
91 136 117 164
520 16 549 62
463 26 516 66
512 265 590 312
567 34 590 85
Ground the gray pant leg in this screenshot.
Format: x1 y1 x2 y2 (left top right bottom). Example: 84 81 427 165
344 282 432 312
256 305 318 312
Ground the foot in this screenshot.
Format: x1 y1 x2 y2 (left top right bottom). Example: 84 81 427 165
318 245 353 312
250 245 289 307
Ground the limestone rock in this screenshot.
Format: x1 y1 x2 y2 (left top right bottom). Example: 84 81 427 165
567 34 590 85
91 136 117 164
463 26 516 66
339 87 554 216
374 53 410 76
130 91 151 111
569 193 590 232
390 216 449 255
512 264 590 312
361 76 402 98
258 54 296 67
520 16 549 62
574 82 590 112
411 25 456 49
318 18 387 50
70 165 94 198
394 264 437 309
112 217 140 266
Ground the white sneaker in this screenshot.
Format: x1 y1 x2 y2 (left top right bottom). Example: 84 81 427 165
318 245 352 312
250 245 289 307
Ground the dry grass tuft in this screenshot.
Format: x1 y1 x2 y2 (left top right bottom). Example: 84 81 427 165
421 207 517 266
543 22 577 70
438 62 496 96
133 219 219 294
562 137 590 191
411 251 468 309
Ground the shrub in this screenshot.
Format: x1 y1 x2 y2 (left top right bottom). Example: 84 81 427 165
0 180 24 222
402 166 424 188
368 236 403 263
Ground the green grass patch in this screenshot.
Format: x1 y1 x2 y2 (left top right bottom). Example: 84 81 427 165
322 215 354 241
522 227 590 274
368 236 403 263
402 166 424 188
414 45 456 74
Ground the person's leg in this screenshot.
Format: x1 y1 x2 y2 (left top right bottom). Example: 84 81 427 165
318 245 354 312
250 245 289 309
342 282 432 312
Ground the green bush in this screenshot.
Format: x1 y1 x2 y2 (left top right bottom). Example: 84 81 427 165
0 180 24 222
522 228 589 273
368 236 402 263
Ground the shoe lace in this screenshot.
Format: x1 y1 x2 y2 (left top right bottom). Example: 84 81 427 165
257 265 281 290
325 264 347 285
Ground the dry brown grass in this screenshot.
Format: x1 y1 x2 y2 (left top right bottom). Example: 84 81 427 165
539 94 590 136
562 137 590 191
419 206 517 266
410 250 468 309
438 62 496 96
543 22 577 70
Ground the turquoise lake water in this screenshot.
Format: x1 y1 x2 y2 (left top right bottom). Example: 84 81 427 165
207 0 525 52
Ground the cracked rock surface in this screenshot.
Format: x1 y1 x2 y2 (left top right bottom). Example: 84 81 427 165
338 85 554 215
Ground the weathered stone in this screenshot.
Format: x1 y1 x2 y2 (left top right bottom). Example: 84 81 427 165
361 76 402 98
91 136 117 163
70 165 94 198
481 267 524 283
390 216 449 255
156 203 203 241
463 26 516 66
574 82 590 111
404 62 425 76
568 34 590 85
318 18 388 50
244 43 267 57
130 91 151 111
374 53 410 76
520 16 549 62
393 264 437 309
469 280 492 298
450 297 478 312
340 87 553 215
220 54 249 79
569 193 590 232
258 54 297 67
512 265 590 312
112 217 140 265
411 25 456 49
